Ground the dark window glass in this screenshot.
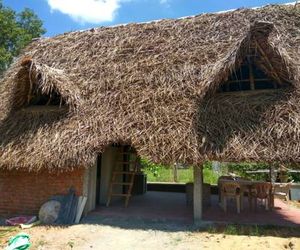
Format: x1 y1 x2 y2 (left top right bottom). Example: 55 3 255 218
218 58 283 93
29 86 65 106
255 81 275 90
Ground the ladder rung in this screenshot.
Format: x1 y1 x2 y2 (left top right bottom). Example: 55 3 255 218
116 161 136 164
111 194 131 197
113 171 136 175
111 182 132 185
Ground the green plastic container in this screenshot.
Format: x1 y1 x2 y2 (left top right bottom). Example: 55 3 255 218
6 232 31 250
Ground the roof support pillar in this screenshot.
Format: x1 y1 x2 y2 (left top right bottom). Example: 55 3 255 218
249 62 255 90
83 158 97 216
193 165 203 223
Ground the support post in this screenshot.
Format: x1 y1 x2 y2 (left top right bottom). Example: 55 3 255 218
173 163 178 183
83 158 97 216
193 165 203 223
249 62 255 90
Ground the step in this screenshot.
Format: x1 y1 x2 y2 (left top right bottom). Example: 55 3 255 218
116 161 136 164
111 194 131 197
111 182 132 185
120 152 136 155
113 171 136 175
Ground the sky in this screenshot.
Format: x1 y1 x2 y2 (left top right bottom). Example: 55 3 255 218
3 0 294 37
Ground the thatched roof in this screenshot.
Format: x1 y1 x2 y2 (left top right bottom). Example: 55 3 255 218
0 3 300 171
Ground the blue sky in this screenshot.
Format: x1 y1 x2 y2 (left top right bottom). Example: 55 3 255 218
3 0 294 37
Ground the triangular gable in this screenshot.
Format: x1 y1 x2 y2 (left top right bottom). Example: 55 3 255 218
206 21 293 96
12 58 82 111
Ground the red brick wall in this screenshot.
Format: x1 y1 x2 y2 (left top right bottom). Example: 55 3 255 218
0 168 85 216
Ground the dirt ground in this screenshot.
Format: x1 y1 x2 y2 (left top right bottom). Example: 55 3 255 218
1 217 299 250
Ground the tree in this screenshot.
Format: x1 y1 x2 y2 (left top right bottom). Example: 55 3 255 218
0 1 45 76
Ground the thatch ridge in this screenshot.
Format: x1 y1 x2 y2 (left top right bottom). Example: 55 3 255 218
0 4 300 171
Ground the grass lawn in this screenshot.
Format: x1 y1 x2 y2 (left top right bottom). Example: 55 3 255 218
0 227 18 246
143 167 219 184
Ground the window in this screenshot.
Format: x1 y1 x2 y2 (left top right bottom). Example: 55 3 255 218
218 49 287 93
28 84 65 107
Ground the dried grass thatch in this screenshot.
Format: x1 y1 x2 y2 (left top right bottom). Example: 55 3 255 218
0 3 300 171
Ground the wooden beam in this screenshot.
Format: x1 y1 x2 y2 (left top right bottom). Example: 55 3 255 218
22 106 68 112
216 88 282 97
225 82 230 92
255 41 282 87
46 91 53 106
249 62 255 90
27 62 34 105
173 163 178 182
193 165 203 223
246 168 300 173
228 78 271 84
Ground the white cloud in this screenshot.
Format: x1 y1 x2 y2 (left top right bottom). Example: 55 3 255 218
160 0 171 7
47 0 127 24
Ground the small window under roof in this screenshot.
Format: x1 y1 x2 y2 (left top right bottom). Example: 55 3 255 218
28 84 66 107
218 46 289 93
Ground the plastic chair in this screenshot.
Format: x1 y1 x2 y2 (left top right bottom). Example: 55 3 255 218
221 182 241 214
218 176 235 203
251 182 272 210
273 181 293 201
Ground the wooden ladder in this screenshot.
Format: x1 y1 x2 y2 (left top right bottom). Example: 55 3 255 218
106 152 138 208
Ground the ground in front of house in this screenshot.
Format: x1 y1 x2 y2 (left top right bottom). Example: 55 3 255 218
0 217 299 250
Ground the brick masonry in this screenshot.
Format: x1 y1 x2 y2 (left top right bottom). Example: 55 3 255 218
0 168 85 216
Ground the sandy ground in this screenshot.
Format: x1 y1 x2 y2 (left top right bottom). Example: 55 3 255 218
1 217 299 250
290 200 300 209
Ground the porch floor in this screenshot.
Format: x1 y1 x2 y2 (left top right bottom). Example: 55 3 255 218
91 191 300 227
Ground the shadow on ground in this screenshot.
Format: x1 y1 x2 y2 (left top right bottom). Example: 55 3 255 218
81 215 194 232
80 215 300 237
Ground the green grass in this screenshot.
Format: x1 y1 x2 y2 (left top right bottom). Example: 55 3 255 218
0 226 19 248
203 167 219 185
205 224 300 237
143 167 219 184
0 227 18 239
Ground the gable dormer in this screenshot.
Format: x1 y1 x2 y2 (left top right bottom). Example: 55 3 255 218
28 81 66 107
218 41 290 94
12 57 81 112
214 21 292 96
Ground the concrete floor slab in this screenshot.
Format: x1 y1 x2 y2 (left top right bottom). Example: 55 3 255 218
90 191 300 227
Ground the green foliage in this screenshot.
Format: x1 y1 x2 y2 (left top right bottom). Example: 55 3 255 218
0 1 45 75
141 158 220 184
209 224 261 236
227 162 300 182
67 240 75 249
141 158 300 183
205 224 300 237
143 166 193 183
203 167 219 184
224 224 239 235
177 168 194 183
227 162 270 181
140 158 166 178
289 172 300 182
